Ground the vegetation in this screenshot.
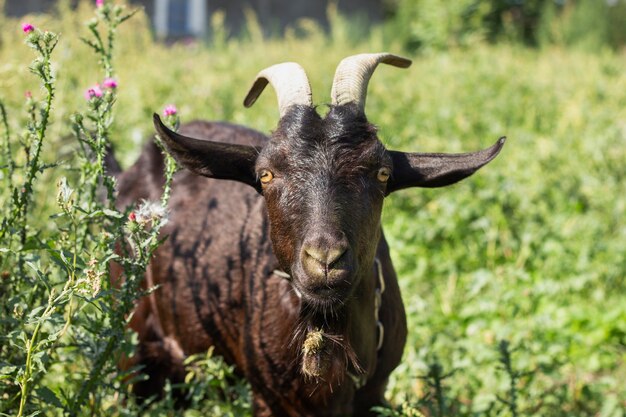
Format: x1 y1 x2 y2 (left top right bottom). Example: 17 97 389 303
386 0 626 50
0 0 624 415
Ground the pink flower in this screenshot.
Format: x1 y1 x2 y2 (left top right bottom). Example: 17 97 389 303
84 84 103 100
102 77 118 89
25 91 32 99
128 212 136 222
22 23 35 33
163 105 177 116
96 0 104 7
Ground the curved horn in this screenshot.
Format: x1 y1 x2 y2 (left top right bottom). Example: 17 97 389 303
243 62 313 117
331 53 412 111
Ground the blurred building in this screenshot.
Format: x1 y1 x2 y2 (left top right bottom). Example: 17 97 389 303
4 0 383 38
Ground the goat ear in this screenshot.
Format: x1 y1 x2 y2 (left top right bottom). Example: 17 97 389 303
153 114 260 191
387 137 505 193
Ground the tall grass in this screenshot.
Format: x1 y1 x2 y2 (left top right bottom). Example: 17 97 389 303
0 1 625 416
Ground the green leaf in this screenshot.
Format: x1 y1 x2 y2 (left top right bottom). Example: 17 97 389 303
27 305 46 319
22 236 44 251
31 350 47 373
0 365 18 377
103 208 123 218
36 386 64 408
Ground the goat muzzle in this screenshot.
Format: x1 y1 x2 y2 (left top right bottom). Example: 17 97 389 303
296 234 353 303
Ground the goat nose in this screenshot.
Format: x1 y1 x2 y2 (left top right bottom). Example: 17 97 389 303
300 231 350 284
302 230 349 267
304 245 347 267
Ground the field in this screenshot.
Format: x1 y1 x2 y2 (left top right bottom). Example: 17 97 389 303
1 1 625 416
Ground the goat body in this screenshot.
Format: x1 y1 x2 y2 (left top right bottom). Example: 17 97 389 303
116 120 406 416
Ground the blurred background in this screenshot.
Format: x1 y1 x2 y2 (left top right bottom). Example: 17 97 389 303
5 0 626 48
0 0 625 416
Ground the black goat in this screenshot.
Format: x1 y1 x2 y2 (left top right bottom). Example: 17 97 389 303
115 53 504 416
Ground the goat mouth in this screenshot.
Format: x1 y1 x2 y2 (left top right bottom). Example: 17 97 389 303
293 282 351 309
288 260 355 308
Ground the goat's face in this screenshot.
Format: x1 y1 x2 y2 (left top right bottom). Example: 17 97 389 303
256 106 389 305
154 53 505 308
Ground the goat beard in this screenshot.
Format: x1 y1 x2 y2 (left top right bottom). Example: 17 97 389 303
292 303 362 384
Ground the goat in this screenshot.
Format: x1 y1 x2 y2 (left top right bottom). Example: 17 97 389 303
114 53 505 416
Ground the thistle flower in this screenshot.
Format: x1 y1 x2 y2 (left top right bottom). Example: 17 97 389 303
56 177 74 211
22 23 35 33
126 211 140 234
163 104 177 117
96 0 104 7
102 77 118 89
135 200 168 227
84 84 103 100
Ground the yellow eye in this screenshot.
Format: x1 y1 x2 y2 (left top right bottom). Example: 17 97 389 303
260 170 274 185
377 167 391 183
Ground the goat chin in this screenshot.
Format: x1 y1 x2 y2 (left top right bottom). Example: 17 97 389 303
294 303 364 386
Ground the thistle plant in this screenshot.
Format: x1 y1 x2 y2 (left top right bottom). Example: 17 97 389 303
157 105 180 205
60 2 177 413
0 1 178 414
496 340 534 417
0 23 62 417
0 100 13 191
82 0 138 78
0 24 58 271
419 359 456 417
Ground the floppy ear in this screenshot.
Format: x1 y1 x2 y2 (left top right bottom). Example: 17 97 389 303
153 114 260 191
387 137 505 193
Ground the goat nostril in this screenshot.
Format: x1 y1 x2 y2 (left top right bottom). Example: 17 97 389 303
304 247 326 264
326 247 347 266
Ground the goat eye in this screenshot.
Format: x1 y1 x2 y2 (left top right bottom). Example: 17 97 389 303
377 167 391 183
260 170 274 185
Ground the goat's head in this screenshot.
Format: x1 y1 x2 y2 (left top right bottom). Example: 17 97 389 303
154 53 504 310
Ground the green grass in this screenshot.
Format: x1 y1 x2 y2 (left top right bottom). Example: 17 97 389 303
0 1 625 415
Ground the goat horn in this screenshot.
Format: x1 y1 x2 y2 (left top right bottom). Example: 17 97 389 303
331 53 412 112
243 62 313 117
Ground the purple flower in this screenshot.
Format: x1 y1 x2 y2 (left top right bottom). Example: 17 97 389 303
102 77 118 89
163 105 177 116
22 23 35 33
84 84 103 100
96 0 104 7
